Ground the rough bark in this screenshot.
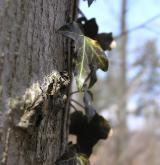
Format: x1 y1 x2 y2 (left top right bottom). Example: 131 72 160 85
0 0 77 164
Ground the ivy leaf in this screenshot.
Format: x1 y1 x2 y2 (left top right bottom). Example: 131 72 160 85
58 22 83 41
83 88 96 120
77 17 98 39
83 0 95 7
82 18 98 38
56 144 89 165
75 37 108 89
88 66 97 88
58 22 108 90
96 33 114 51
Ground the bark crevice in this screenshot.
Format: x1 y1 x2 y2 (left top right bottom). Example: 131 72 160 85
0 0 77 164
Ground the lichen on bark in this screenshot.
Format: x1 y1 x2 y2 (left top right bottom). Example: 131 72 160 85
0 0 77 164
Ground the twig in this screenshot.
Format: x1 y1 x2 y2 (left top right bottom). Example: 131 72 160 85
70 103 78 112
70 90 83 96
144 26 160 35
70 99 85 109
115 13 160 39
77 8 86 18
83 71 92 86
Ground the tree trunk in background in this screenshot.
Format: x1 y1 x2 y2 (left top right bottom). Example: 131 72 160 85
116 0 128 164
0 0 77 164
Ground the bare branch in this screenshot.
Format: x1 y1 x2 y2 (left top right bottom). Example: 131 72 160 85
78 8 86 18
70 103 78 112
115 13 160 39
70 99 85 109
144 26 160 35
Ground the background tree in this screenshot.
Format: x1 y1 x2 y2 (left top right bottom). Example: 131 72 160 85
79 0 160 165
0 0 78 164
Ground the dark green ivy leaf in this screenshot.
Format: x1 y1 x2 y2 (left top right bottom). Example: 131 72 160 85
88 66 97 88
58 22 109 90
88 0 95 6
77 17 98 38
58 22 83 41
96 33 114 51
83 87 96 120
76 17 115 51
84 0 95 7
56 144 89 165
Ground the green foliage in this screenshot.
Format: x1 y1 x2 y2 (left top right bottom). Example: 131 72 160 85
69 111 111 156
56 144 89 165
84 0 95 7
77 17 114 51
83 87 96 120
58 22 108 90
57 3 113 164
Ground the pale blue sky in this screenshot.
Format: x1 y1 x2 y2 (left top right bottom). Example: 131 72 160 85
79 0 160 73
79 0 160 112
80 0 160 35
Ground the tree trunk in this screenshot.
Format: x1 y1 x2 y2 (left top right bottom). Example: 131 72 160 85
0 0 77 164
116 0 128 164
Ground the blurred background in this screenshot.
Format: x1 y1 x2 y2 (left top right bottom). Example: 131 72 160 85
79 0 160 165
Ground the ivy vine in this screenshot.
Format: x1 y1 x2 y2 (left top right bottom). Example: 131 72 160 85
56 1 115 164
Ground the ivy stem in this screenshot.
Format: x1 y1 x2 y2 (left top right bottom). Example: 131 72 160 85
84 71 92 84
70 99 85 109
70 90 84 96
70 103 78 112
